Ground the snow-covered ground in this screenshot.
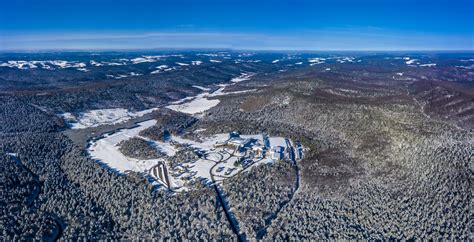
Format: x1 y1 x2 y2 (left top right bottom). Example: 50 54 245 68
0 60 87 70
230 73 254 83
61 70 255 129
106 72 143 79
308 58 325 65
192 85 211 91
406 59 418 65
131 57 157 64
334 57 354 63
167 73 255 115
61 107 158 129
166 95 220 115
419 63 436 67
151 65 176 74
88 120 160 172
88 121 298 192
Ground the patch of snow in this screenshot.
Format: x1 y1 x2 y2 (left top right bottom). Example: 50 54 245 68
197 53 219 57
192 85 211 91
129 72 142 76
419 63 436 67
195 128 207 133
167 96 220 115
90 60 103 66
308 58 325 64
456 64 474 69
131 57 154 64
406 59 418 65
0 60 86 69
60 107 158 129
230 73 254 83
334 57 354 63
103 62 126 66
167 72 256 115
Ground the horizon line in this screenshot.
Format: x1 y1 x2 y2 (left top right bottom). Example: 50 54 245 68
1 47 474 53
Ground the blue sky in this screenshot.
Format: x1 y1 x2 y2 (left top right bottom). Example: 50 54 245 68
1 0 473 50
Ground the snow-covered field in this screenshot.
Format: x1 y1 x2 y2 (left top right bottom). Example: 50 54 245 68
61 107 158 129
88 120 160 172
167 73 255 115
166 95 220 115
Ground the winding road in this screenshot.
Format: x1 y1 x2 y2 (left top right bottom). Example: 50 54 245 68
10 154 64 241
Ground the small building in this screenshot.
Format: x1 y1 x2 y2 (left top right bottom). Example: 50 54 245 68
228 137 253 149
268 137 288 150
252 146 265 158
229 131 240 139
271 146 285 160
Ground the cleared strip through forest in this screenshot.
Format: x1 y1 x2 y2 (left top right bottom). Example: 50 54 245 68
214 184 247 241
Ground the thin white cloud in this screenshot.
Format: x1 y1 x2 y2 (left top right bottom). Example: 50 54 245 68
1 29 472 51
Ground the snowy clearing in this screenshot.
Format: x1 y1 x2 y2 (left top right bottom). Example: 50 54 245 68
166 96 220 115
167 73 255 115
88 120 161 172
60 108 158 129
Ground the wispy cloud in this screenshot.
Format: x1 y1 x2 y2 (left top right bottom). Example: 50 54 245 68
1 29 473 51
